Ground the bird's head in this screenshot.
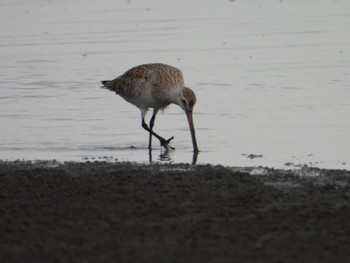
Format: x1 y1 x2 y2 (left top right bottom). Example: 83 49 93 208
177 87 197 113
176 87 199 153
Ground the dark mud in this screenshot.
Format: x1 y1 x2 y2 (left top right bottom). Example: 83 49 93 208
1 161 350 263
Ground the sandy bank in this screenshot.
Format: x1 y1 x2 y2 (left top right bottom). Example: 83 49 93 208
1 161 350 262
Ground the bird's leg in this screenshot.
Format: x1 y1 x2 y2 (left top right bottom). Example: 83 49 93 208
141 120 174 150
141 110 174 150
148 109 157 149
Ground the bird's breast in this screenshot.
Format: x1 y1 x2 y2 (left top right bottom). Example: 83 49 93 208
120 89 170 110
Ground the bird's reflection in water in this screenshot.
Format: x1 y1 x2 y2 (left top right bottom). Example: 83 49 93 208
158 149 172 162
148 149 198 165
192 151 198 165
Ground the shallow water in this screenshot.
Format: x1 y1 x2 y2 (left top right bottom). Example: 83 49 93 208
1 0 350 169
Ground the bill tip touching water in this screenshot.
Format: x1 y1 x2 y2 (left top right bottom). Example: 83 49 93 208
101 63 199 154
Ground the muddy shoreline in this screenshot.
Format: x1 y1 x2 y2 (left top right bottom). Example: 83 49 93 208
1 161 350 262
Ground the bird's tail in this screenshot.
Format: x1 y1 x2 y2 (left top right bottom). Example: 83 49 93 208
100 80 112 90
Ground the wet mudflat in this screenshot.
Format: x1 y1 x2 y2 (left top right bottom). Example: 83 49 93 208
1 161 350 262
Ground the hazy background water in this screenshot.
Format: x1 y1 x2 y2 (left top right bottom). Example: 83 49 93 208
1 0 349 169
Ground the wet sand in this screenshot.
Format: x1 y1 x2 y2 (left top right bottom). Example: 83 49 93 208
1 161 350 262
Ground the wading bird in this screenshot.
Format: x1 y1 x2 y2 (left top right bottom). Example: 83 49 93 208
101 63 199 153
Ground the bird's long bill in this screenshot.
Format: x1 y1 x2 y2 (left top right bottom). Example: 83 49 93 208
186 111 199 153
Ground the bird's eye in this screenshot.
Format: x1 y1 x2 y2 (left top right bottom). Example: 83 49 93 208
181 99 187 105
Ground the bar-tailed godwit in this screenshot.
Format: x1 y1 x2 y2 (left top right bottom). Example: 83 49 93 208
101 63 199 153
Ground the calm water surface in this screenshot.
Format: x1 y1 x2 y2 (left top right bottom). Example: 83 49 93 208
1 0 350 169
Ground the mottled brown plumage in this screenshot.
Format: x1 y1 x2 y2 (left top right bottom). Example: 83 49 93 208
101 63 199 153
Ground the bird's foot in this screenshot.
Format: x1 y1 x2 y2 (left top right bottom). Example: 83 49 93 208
160 136 175 150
